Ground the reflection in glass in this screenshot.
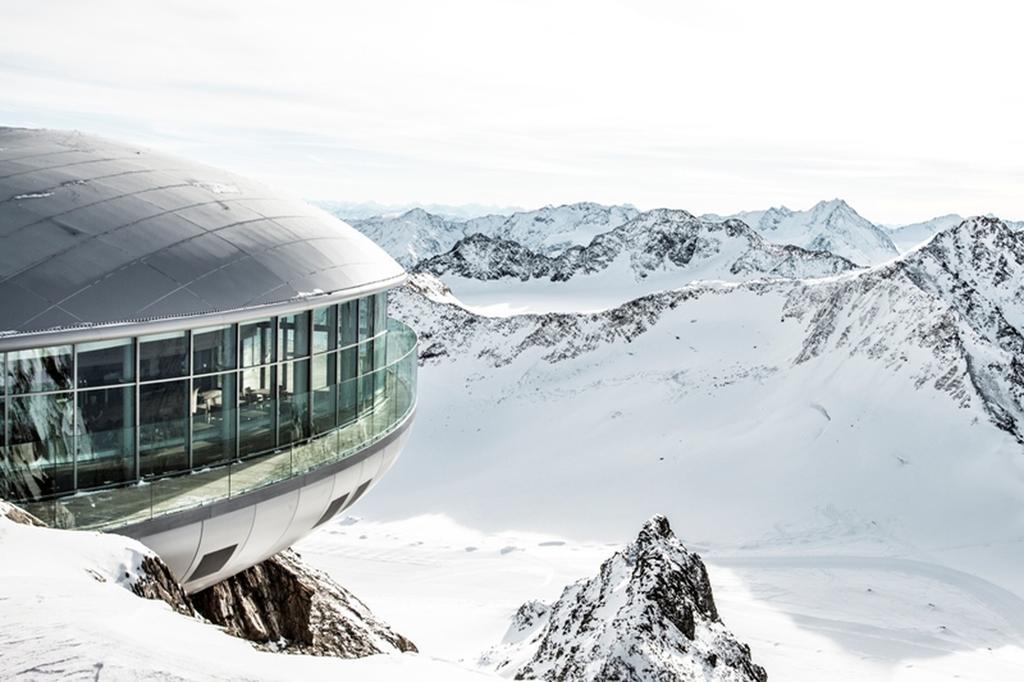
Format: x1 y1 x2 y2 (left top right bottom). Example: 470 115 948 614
193 324 236 374
240 365 276 456
139 380 188 476
7 346 73 394
77 386 135 488
313 306 337 354
3 393 74 500
358 296 373 342
279 312 310 360
358 338 373 375
312 353 337 433
339 300 358 347
139 331 188 380
77 338 133 388
278 360 310 443
339 348 358 426
192 372 237 467
375 292 388 334
240 318 275 367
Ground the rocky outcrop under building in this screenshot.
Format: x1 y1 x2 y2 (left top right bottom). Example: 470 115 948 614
191 548 417 657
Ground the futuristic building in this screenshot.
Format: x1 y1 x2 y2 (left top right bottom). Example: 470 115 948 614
0 128 417 592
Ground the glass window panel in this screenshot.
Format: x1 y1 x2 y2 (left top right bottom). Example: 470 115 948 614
76 386 135 489
192 372 237 467
359 371 375 413
240 365 276 456
193 324 236 374
3 392 74 500
139 331 188 381
358 338 373 375
312 306 337 354
278 312 310 360
7 346 73 394
240 318 275 367
375 291 388 334
374 340 388 402
358 296 373 342
312 353 337 433
339 300 358 347
139 380 188 477
339 377 358 427
339 348 359 427
278 359 310 444
77 338 133 388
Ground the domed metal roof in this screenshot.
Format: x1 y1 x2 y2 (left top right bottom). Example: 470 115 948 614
0 127 404 346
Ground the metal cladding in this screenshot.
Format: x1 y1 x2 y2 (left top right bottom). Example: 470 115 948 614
0 127 404 341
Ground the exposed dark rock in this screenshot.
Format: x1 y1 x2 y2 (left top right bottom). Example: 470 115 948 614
191 549 417 658
131 554 196 617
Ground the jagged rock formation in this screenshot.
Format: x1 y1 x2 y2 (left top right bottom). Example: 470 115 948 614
131 554 197 617
191 549 417 658
482 515 766 681
417 208 857 285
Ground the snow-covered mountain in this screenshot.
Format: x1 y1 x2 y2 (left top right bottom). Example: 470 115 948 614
482 515 766 682
380 216 1024 561
706 199 899 266
886 213 1024 253
314 200 521 223
416 209 857 313
351 203 637 266
484 202 640 256
349 209 472 267
886 214 965 253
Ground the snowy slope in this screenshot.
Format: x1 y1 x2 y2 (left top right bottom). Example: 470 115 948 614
351 203 637 266
0 502 492 681
419 209 858 314
371 217 1024 584
298 514 1024 682
707 199 900 266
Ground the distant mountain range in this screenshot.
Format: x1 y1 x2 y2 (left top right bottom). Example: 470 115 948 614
418 209 856 300
314 200 525 223
335 199 1023 269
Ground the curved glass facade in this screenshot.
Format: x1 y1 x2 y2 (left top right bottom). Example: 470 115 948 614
0 292 418 529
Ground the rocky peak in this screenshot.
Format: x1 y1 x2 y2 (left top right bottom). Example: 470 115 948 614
482 514 767 681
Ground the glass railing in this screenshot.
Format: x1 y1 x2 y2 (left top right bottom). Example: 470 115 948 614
21 320 418 531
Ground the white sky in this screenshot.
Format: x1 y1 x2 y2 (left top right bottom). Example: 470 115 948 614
1 0 1021 224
